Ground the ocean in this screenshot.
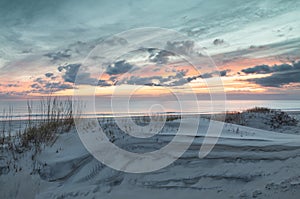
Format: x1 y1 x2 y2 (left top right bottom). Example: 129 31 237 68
0 99 300 120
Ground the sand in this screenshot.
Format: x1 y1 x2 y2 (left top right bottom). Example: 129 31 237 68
1 114 300 199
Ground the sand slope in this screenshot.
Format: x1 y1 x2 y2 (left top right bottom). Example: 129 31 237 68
1 117 300 199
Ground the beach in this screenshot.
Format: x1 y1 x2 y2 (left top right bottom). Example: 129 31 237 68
1 109 300 199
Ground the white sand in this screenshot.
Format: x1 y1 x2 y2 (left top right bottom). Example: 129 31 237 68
1 115 300 199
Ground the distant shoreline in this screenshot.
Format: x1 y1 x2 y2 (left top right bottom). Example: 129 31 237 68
1 109 300 122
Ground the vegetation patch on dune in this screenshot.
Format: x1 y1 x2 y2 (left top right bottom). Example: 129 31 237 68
0 96 81 155
213 107 298 132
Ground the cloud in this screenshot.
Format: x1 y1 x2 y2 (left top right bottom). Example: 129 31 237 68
34 77 47 84
213 39 225 45
31 77 73 94
244 61 300 87
97 80 111 87
241 62 300 74
44 82 73 90
241 65 271 74
250 70 300 87
110 68 228 87
58 63 80 83
148 49 174 64
44 49 71 62
116 69 229 87
123 76 167 86
146 40 197 65
106 60 134 75
45 72 54 78
115 70 188 87
219 69 229 76
6 83 19 87
30 83 41 89
165 40 195 55
58 63 97 85
200 73 213 79
200 70 230 79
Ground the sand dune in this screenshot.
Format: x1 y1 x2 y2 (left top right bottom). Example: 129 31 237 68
1 115 300 199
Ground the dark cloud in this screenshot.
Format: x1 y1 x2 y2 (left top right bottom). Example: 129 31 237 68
165 40 195 55
117 70 188 87
44 82 73 90
146 40 198 65
122 76 168 86
272 63 294 72
0 83 19 88
213 39 225 45
199 70 230 79
219 69 229 76
31 77 73 94
169 69 227 86
145 41 196 65
111 68 228 87
106 60 134 75
109 76 118 82
241 61 300 74
45 72 54 78
58 63 97 85
242 64 271 74
58 63 81 83
175 70 188 78
44 49 71 62
31 83 41 89
34 77 47 84
34 83 73 94
97 80 111 87
169 78 189 86
200 73 213 79
293 61 300 69
75 73 98 85
244 61 300 87
250 70 300 87
56 63 229 88
6 83 19 87
116 69 201 87
186 75 201 82
149 50 174 64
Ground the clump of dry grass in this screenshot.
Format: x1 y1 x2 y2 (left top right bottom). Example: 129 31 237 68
166 114 181 121
245 107 273 113
134 114 181 124
0 96 81 153
21 96 76 150
0 106 14 146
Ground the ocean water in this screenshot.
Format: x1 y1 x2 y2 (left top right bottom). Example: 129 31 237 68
0 99 300 120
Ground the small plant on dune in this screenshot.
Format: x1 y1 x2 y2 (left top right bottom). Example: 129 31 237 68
0 121 5 146
246 107 272 113
20 96 77 151
166 114 181 122
224 111 247 125
270 111 298 128
0 107 14 147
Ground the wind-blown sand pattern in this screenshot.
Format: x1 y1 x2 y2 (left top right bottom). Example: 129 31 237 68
1 113 300 199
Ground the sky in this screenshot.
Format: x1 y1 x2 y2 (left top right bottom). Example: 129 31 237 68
0 0 300 100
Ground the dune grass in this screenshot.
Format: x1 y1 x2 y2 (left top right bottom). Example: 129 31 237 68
0 96 81 153
211 107 298 129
